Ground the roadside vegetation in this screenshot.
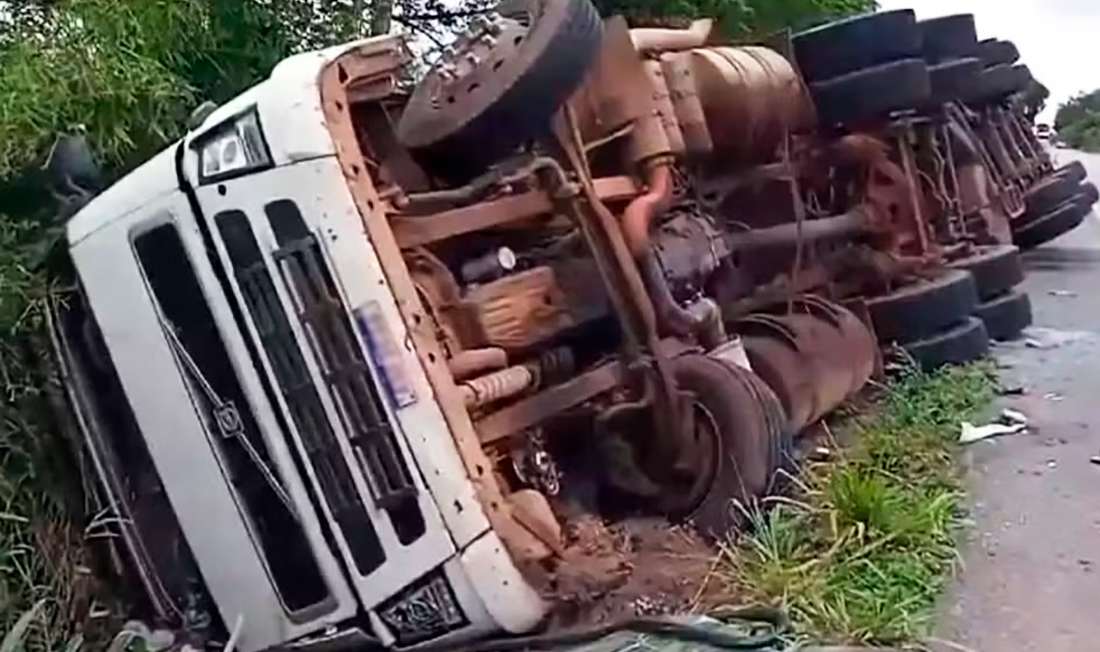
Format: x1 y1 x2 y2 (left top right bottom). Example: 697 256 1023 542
1054 89 1100 152
0 0 877 648
721 362 996 645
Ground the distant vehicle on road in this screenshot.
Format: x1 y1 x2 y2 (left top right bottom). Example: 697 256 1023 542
1036 123 1053 140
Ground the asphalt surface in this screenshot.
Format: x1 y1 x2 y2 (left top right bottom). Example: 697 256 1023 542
937 149 1100 652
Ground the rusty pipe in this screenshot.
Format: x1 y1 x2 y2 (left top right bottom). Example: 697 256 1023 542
726 207 871 251
629 19 713 54
622 162 674 258
459 365 535 409
685 297 726 350
639 251 698 338
449 347 508 381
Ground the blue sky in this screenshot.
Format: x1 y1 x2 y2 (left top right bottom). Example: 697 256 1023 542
877 0 1100 122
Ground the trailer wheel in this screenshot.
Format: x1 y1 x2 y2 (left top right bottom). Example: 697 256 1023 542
978 38 1020 68
1014 198 1089 250
811 59 931 127
1079 181 1099 208
867 269 979 344
792 10 921 83
976 64 1031 103
928 57 983 104
397 0 603 184
901 317 990 372
1054 161 1086 184
974 289 1033 341
667 355 775 539
947 244 1025 301
919 14 979 62
1025 176 1081 216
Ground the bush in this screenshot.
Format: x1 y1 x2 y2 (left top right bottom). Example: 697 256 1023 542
1054 89 1100 152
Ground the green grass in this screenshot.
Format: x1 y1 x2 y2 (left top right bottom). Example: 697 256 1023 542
719 362 997 646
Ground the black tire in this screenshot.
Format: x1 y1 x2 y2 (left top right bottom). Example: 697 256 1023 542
397 0 603 183
978 39 1020 68
1014 198 1089 250
928 57 983 104
902 317 990 372
1054 161 1087 184
811 59 931 126
974 290 1033 341
1073 189 1097 216
1025 176 1081 215
793 10 921 83
670 355 774 539
1080 181 1099 207
1010 64 1034 92
919 14 979 63
947 245 1025 301
867 269 979 344
976 64 1030 103
725 361 793 479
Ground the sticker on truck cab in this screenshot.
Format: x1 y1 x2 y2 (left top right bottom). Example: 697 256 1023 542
354 300 417 408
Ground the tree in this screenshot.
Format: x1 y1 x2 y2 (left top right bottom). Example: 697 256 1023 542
588 0 876 38
1054 89 1100 152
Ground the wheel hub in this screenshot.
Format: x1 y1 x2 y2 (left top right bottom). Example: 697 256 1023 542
429 13 530 110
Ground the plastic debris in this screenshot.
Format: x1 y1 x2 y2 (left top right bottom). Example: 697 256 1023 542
1002 408 1028 425
1024 327 1092 350
960 409 1029 444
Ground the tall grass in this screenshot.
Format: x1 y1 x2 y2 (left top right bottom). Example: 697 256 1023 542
721 363 996 645
0 219 109 651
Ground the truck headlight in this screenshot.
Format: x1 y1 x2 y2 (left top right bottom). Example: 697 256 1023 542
195 109 272 183
376 571 468 646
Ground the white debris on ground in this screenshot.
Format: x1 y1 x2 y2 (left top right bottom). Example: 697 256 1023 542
1022 327 1093 350
960 409 1030 444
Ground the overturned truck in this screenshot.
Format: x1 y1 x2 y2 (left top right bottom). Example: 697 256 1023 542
43 2 1090 652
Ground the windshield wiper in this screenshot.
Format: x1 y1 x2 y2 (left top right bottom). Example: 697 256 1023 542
161 321 299 520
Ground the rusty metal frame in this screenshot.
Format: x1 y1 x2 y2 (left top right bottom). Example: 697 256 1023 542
318 41 535 551
391 176 640 248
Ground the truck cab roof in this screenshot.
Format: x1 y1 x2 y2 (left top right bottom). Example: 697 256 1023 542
66 35 403 247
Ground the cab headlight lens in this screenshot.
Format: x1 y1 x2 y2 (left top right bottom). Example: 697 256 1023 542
196 110 271 183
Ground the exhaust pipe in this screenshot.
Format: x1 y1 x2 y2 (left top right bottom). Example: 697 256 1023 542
630 19 713 54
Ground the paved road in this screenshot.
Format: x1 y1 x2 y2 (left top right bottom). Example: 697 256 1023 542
938 149 1100 652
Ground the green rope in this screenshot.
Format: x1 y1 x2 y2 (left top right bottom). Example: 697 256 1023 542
426 606 790 652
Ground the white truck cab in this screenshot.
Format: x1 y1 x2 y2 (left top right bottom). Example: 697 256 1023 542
58 34 544 652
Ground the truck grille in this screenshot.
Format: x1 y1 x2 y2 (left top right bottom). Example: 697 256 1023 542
264 201 425 545
216 211 387 574
134 223 331 609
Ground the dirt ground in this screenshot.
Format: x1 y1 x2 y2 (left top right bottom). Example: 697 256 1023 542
537 516 735 629
934 149 1100 652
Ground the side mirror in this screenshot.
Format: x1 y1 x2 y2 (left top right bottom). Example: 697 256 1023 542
44 134 103 198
